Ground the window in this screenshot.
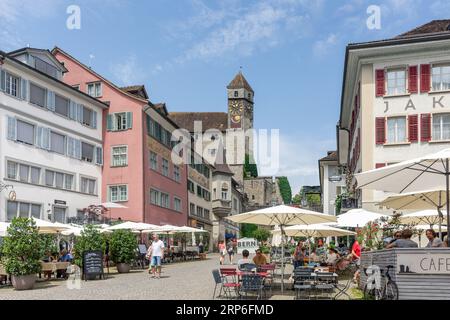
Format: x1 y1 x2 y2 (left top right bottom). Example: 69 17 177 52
72 84 80 90
107 112 132 131
174 197 181 212
87 82 102 97
29 83 46 107
53 207 66 223
50 131 66 155
112 146 128 167
150 189 160 206
34 56 58 78
16 120 35 145
387 117 406 143
116 113 127 131
190 203 195 215
6 200 41 221
234 91 238 97
81 177 97 195
44 169 74 190
83 107 93 127
55 94 69 117
222 189 228 200
161 192 170 208
147 116 172 148
432 113 450 141
197 206 203 218
203 189 210 201
174 165 180 182
45 170 55 187
386 69 406 95
19 164 29 182
109 185 127 202
188 180 195 193
162 158 169 176
150 151 158 170
197 185 202 197
5 72 19 97
204 209 210 220
7 161 17 180
81 142 94 162
432 65 450 91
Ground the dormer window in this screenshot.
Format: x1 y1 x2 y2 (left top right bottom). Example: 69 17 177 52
234 91 238 97
34 56 59 78
87 82 102 98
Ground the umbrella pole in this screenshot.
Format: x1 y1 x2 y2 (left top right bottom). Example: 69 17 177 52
280 224 285 294
447 158 450 247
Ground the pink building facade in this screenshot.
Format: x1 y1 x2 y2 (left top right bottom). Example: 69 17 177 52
52 48 188 226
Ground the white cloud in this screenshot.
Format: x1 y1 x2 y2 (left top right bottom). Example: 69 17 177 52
258 132 335 196
313 33 338 57
110 54 146 86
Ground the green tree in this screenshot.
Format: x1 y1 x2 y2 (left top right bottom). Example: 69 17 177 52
109 229 137 264
73 224 106 267
241 224 258 238
292 193 302 205
277 177 292 204
252 228 271 243
39 234 58 259
1 217 42 276
244 154 258 178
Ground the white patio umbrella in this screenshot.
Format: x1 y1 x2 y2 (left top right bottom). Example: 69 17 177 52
104 221 159 232
101 202 128 209
355 148 450 246
61 225 83 236
336 209 389 228
32 218 70 234
226 205 337 293
272 224 356 238
378 189 447 238
0 222 10 237
398 210 447 226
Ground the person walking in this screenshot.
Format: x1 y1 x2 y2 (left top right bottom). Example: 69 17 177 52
218 240 226 265
148 233 165 279
227 239 235 264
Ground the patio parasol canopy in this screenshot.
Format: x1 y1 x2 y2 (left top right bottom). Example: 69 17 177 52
226 205 337 226
101 202 128 209
32 218 70 234
335 209 389 228
104 221 160 232
141 224 182 234
398 210 447 226
378 189 448 211
272 224 356 237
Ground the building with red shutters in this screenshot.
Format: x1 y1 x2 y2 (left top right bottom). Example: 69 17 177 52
52 47 188 226
338 20 450 211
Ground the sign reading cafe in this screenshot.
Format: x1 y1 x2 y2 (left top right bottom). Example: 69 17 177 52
237 238 258 254
397 251 450 275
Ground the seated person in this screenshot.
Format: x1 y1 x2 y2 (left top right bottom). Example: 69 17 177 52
42 251 55 263
386 229 418 248
309 249 320 263
237 250 253 270
58 249 73 262
326 248 339 266
252 248 268 266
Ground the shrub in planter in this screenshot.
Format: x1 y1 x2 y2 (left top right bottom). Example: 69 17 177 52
1 217 42 290
73 224 105 268
109 229 137 273
39 234 58 259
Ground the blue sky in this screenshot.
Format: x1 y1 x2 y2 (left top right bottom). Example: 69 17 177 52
1 0 450 195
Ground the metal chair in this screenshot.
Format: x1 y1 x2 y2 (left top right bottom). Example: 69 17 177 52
239 274 264 300
212 269 223 299
219 268 240 299
313 272 336 300
293 267 315 300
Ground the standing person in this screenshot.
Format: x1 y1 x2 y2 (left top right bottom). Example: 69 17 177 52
293 241 304 269
148 233 165 279
218 240 226 265
350 239 361 283
425 229 444 248
227 239 234 264
198 240 204 254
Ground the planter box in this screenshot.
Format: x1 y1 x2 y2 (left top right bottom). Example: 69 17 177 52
11 274 36 290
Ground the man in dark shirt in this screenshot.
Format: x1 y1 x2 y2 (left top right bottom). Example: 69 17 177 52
387 229 418 248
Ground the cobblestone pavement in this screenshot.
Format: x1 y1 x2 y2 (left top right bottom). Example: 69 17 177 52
0 254 358 300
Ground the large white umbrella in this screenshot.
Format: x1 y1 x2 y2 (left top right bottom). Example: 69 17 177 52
355 148 450 246
104 221 159 232
61 225 83 236
101 202 128 209
336 209 389 228
226 205 337 293
32 218 70 234
141 224 181 234
398 210 446 226
0 222 10 237
272 224 356 238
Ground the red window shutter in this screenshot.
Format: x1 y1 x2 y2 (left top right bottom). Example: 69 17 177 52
420 64 431 93
421 113 431 142
408 114 418 142
375 117 386 145
376 163 386 169
375 69 385 97
408 66 418 93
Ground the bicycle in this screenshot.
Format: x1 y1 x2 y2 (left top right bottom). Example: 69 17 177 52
363 265 399 300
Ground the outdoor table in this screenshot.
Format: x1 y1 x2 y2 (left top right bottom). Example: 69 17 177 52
236 271 268 277
310 272 350 300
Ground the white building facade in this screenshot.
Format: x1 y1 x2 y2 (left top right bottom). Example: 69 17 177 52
0 48 106 223
338 22 450 211
319 151 347 215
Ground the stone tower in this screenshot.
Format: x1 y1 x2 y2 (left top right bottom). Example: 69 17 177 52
226 71 254 186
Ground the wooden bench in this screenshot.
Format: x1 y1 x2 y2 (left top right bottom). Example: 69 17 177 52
40 262 70 279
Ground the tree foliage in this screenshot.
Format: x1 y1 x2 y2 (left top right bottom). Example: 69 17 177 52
73 224 106 267
241 224 258 238
109 229 137 264
252 228 271 243
244 154 258 178
1 217 42 276
39 234 58 258
277 177 292 204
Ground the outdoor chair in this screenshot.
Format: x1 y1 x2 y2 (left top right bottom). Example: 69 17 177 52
312 272 336 300
258 264 276 298
218 268 240 299
239 274 264 300
293 268 315 300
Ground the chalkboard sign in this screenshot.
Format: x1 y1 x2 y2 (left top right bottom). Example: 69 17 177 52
82 250 104 280
138 244 147 255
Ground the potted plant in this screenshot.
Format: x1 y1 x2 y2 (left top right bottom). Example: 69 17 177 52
109 229 137 273
73 224 106 279
1 217 42 290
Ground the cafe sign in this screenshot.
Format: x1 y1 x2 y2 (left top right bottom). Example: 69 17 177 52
237 238 258 254
397 252 450 275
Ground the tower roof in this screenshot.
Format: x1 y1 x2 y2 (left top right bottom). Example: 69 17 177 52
227 71 254 93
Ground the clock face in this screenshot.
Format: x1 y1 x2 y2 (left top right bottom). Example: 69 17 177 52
229 100 243 124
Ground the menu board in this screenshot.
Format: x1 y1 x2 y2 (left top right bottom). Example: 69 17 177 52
83 250 104 280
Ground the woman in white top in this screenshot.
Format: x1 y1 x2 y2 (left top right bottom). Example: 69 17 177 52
326 248 339 266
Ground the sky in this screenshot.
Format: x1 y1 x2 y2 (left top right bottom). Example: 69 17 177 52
1 0 450 195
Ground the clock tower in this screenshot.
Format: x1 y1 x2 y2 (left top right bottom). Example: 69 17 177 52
226 71 254 185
